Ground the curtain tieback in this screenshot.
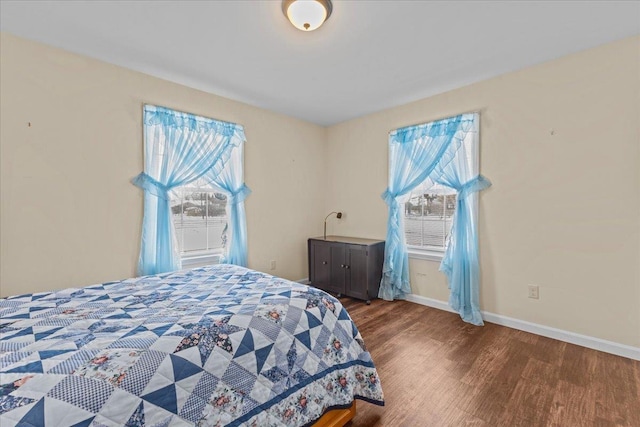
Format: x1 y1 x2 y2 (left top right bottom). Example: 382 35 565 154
131 172 171 200
457 175 492 200
227 184 251 205
381 189 399 206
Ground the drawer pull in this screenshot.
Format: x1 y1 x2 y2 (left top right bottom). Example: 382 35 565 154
341 264 345 268
345 265 350 269
322 261 327 265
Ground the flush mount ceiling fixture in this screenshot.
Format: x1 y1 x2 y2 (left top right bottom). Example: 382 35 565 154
282 0 332 31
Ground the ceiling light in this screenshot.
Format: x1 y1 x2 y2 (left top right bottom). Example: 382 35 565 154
282 0 332 31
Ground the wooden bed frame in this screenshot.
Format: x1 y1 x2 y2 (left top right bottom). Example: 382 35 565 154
313 401 356 427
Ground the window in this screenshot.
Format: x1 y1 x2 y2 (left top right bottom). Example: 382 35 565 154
134 104 249 276
404 124 478 260
170 177 227 267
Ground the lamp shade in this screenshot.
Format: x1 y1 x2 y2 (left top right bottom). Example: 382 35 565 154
282 0 332 31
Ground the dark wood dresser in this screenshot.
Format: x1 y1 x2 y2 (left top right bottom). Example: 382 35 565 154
308 236 385 304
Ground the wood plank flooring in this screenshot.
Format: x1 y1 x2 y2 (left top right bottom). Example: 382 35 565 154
341 298 640 426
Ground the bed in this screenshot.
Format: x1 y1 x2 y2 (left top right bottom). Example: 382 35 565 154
0 264 384 426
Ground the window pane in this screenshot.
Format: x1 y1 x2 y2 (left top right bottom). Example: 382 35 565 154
404 183 456 250
170 178 227 254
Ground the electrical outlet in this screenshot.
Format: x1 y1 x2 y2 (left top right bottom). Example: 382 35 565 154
528 285 539 299
270 260 276 271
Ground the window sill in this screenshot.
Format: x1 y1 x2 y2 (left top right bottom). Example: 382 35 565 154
181 251 222 268
407 248 444 262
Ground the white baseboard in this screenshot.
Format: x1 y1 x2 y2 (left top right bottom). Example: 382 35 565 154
405 294 640 361
296 278 310 285
405 294 455 313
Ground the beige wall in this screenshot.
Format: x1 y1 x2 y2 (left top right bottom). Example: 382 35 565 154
0 32 326 297
2 32 639 348
326 36 640 347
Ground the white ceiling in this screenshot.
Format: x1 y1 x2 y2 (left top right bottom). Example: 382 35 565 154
1 1 639 126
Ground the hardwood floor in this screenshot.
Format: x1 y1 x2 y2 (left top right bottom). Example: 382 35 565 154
341 298 640 426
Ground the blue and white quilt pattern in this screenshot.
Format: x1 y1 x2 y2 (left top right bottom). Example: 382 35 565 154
0 265 384 426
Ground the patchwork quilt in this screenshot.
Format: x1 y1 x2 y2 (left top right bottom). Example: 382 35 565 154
0 265 384 426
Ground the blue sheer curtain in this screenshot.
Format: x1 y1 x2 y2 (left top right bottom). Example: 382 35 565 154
380 113 491 325
132 105 247 276
431 117 491 325
205 142 251 266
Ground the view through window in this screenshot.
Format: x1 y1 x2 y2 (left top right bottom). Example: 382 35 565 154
404 182 456 250
170 178 227 257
